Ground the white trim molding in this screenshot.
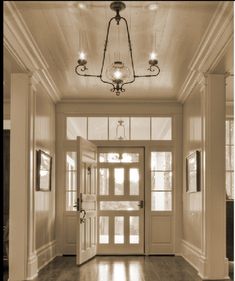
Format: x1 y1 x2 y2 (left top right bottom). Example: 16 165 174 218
4 1 61 102
26 253 38 281
177 1 233 103
35 240 57 272
181 240 230 280
181 239 201 271
198 256 229 280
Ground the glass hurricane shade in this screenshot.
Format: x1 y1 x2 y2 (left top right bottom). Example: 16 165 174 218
106 61 130 84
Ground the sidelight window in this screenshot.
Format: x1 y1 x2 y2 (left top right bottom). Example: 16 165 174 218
65 152 77 211
151 152 173 211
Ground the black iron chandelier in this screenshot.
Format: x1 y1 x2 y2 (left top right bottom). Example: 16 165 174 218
75 1 160 96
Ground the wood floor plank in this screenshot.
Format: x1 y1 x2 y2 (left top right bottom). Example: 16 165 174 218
3 256 233 281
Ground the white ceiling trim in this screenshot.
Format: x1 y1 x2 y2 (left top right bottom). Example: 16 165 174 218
177 1 233 103
58 98 179 104
4 1 61 102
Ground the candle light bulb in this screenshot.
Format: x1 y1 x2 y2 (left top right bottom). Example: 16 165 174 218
79 52 86 60
149 52 157 60
114 69 122 79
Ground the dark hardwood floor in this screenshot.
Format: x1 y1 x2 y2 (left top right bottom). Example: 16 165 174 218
9 255 230 281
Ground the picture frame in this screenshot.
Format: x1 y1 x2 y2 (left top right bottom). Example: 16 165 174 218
36 149 52 191
186 150 201 192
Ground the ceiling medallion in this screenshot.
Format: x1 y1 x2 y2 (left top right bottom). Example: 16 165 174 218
75 1 160 96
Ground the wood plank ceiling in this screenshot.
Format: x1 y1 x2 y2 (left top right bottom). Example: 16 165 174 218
4 1 225 100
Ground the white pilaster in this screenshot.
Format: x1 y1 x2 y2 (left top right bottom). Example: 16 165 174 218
9 73 38 281
198 74 229 280
26 75 39 280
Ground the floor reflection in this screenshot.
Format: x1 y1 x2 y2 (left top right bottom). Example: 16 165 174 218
16 255 233 281
97 260 143 281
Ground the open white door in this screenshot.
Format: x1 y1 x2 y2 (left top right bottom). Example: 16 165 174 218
76 137 97 265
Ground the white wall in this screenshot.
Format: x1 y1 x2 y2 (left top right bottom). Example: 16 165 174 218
35 88 56 270
182 85 203 251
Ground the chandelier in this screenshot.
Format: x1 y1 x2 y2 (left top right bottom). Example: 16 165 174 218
75 1 160 96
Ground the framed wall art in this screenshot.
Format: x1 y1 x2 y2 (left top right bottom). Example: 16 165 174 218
36 149 52 191
186 150 201 192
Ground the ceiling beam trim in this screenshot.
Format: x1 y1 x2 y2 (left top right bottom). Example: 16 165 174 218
177 1 233 103
4 1 61 102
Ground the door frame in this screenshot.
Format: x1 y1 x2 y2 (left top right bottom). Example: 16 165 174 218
96 146 145 255
58 139 180 256
93 140 177 255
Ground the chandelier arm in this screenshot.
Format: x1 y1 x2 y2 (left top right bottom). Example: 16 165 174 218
135 65 160 78
75 65 101 78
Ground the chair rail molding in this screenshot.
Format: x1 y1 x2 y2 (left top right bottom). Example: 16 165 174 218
177 1 233 103
4 1 61 103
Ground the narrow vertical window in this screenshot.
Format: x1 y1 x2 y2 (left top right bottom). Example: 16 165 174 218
151 152 172 211
65 152 77 211
99 217 109 244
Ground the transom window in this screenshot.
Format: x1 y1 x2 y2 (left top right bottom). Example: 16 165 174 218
66 116 172 141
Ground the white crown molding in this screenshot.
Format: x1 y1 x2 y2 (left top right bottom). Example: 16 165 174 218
58 98 179 104
33 70 61 103
4 2 61 102
177 1 233 103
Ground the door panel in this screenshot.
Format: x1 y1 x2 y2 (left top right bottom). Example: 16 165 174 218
97 147 144 254
76 137 97 265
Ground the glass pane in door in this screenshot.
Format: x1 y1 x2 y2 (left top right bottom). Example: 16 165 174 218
99 168 109 195
129 168 139 195
100 201 139 210
114 168 124 195
129 216 139 244
114 216 124 244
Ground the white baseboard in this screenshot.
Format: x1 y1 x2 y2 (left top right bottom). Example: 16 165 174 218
181 239 201 271
36 240 57 272
181 239 230 280
26 253 38 280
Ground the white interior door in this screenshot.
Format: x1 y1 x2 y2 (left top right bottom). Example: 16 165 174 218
76 137 97 265
97 147 144 254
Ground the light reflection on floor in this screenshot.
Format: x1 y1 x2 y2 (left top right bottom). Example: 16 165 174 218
96 260 143 281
